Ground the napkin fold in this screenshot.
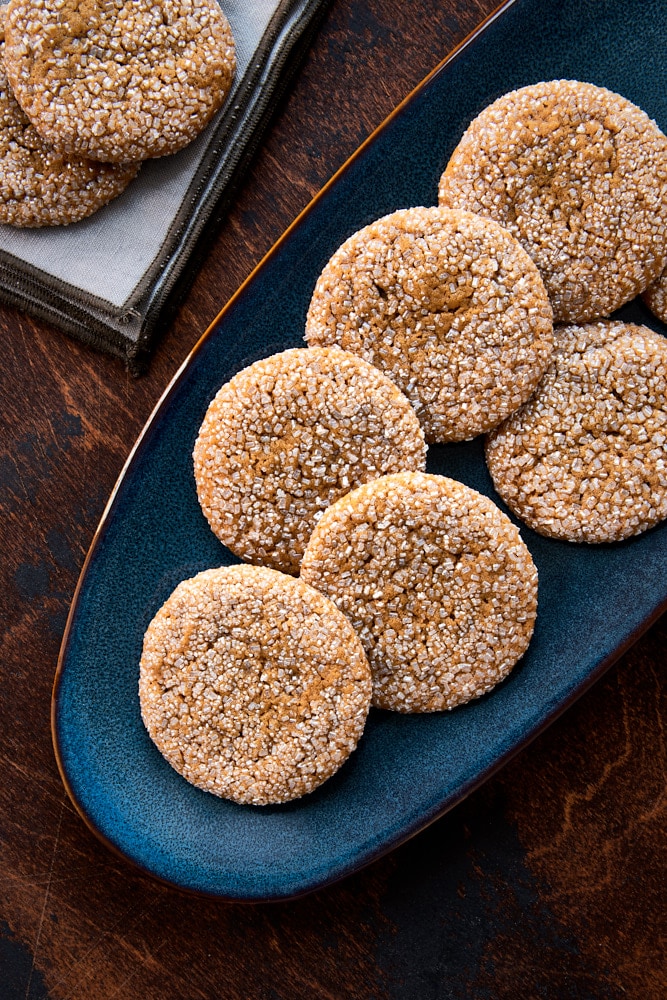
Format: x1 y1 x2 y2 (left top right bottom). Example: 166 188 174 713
0 0 331 372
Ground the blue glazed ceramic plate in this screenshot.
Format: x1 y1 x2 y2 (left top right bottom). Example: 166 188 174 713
53 0 667 900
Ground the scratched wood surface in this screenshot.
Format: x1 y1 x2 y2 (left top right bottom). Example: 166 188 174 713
2 2 666 998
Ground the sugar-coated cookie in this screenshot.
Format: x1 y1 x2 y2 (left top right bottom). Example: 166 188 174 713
305 207 553 443
4 0 236 162
486 321 667 542
139 565 372 805
193 347 426 574
439 81 667 323
0 8 138 225
301 472 538 713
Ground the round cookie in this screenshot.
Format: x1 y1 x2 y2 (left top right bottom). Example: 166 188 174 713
300 471 538 713
139 565 372 806
0 8 138 226
4 0 236 162
643 268 667 325
438 81 667 324
193 346 426 575
485 321 667 543
305 207 553 443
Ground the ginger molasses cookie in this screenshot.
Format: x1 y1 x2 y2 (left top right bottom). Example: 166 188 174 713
305 207 553 443
193 346 426 575
643 268 667 324
485 321 667 543
4 0 236 162
0 8 138 226
438 81 667 324
300 472 538 713
139 565 372 806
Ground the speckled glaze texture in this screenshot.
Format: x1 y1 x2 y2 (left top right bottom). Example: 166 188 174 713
53 0 667 900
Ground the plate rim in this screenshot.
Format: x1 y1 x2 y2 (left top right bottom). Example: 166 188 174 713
51 0 667 901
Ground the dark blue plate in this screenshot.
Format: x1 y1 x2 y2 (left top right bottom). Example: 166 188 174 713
53 0 667 900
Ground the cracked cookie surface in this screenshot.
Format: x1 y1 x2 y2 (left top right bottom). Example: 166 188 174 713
4 0 236 161
305 207 553 443
300 471 538 713
193 346 426 574
438 81 667 323
139 565 372 805
0 7 138 225
485 321 667 542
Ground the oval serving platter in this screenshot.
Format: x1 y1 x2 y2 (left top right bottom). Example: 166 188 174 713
53 0 667 901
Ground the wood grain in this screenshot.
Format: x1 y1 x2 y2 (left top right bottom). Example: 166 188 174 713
1 2 665 997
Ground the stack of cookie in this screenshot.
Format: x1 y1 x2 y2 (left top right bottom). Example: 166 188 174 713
0 0 235 226
139 79 667 807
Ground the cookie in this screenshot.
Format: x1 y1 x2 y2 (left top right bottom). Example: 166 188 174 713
305 207 554 443
485 321 667 543
139 565 372 806
193 346 426 575
0 8 138 226
4 0 236 162
438 81 667 324
643 268 667 324
300 472 538 713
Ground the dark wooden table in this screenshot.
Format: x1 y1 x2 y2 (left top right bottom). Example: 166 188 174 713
2 2 665 997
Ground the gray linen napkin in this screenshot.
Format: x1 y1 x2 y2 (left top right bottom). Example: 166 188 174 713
0 0 331 371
